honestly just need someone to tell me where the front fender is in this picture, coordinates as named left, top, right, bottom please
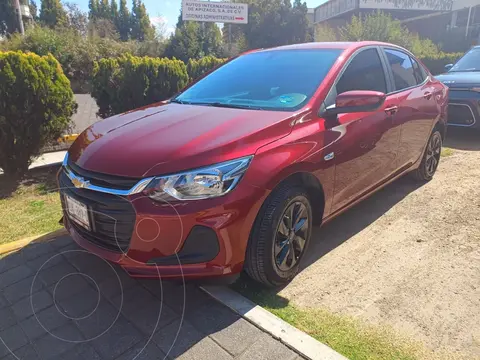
left=242, top=122, right=337, bottom=218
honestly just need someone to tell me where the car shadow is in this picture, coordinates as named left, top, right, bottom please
left=301, top=175, right=422, bottom=270
left=444, top=127, right=480, bottom=151
left=230, top=176, right=424, bottom=310
left=0, top=234, right=268, bottom=359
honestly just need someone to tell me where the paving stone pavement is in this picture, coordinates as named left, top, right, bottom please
left=0, top=235, right=304, bottom=360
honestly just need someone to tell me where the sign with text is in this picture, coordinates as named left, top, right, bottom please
left=360, top=0, right=445, bottom=10
left=182, top=0, right=248, bottom=24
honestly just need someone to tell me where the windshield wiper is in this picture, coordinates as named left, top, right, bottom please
left=198, top=102, right=263, bottom=110
left=170, top=99, right=262, bottom=110
left=170, top=99, right=191, bottom=104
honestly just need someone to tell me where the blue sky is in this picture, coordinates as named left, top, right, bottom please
left=73, top=0, right=326, bottom=36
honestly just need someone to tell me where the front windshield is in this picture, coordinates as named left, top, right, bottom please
left=450, top=48, right=480, bottom=72
left=174, top=49, right=342, bottom=111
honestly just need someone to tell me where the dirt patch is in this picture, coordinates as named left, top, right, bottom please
left=280, top=131, right=480, bottom=359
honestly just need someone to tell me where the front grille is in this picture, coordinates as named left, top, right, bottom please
left=59, top=170, right=136, bottom=252
left=67, top=157, right=140, bottom=190
left=448, top=104, right=476, bottom=126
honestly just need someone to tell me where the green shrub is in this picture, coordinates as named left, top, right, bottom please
left=0, top=51, right=77, bottom=177
left=419, top=53, right=463, bottom=75
left=91, top=54, right=189, bottom=118
left=187, top=56, right=227, bottom=82
left=1, top=26, right=140, bottom=93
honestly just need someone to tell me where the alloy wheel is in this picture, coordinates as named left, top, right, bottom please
left=425, top=132, right=442, bottom=177
left=274, top=201, right=309, bottom=272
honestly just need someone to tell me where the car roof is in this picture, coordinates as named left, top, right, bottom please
left=256, top=41, right=400, bottom=52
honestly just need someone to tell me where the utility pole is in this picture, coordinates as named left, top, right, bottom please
left=12, top=0, right=25, bottom=35
left=228, top=23, right=232, bottom=53
left=466, top=6, right=472, bottom=38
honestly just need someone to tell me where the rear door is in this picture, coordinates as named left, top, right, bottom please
left=380, top=48, right=437, bottom=168
left=328, top=47, right=401, bottom=213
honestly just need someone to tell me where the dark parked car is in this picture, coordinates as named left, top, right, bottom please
left=436, top=46, right=480, bottom=128
left=59, top=42, right=448, bottom=287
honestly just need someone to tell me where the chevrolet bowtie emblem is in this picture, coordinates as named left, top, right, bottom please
left=72, top=176, right=90, bottom=189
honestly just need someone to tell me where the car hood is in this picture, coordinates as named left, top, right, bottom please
left=435, top=71, right=480, bottom=87
left=68, top=102, right=298, bottom=178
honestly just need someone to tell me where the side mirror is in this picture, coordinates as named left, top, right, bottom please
left=321, top=90, right=386, bottom=118
left=445, top=64, right=454, bottom=71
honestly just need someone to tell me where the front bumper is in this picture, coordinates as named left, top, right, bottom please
left=447, top=89, right=480, bottom=128
left=58, top=166, right=269, bottom=280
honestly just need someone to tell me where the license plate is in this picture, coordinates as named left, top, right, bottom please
left=65, top=195, right=90, bottom=230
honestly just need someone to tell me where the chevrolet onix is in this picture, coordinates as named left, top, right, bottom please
left=59, top=42, right=448, bottom=287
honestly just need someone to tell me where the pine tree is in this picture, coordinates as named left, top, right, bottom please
left=117, top=0, right=130, bottom=40
left=0, top=0, right=16, bottom=35
left=130, top=0, right=154, bottom=41
left=166, top=11, right=223, bottom=61
left=29, top=0, right=38, bottom=21
left=110, top=0, right=119, bottom=22
left=165, top=21, right=202, bottom=62
left=39, top=0, right=68, bottom=28
left=88, top=0, right=99, bottom=19
left=99, top=0, right=110, bottom=19
left=165, top=12, right=204, bottom=62
left=201, top=23, right=223, bottom=58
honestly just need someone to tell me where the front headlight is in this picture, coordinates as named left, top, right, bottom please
left=144, top=156, right=253, bottom=201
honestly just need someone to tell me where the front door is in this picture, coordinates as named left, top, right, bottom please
left=328, top=48, right=401, bottom=213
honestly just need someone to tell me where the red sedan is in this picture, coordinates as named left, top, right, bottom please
left=59, top=42, right=448, bottom=287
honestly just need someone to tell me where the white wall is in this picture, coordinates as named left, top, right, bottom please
left=452, top=0, right=480, bottom=11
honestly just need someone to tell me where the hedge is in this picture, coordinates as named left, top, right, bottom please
left=2, top=27, right=146, bottom=93
left=419, top=53, right=463, bottom=75
left=187, top=56, right=227, bottom=81
left=0, top=51, right=77, bottom=177
left=91, top=54, right=189, bottom=118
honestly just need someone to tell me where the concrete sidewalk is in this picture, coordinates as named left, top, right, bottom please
left=30, top=152, right=67, bottom=169
left=0, top=234, right=304, bottom=360
left=0, top=151, right=66, bottom=176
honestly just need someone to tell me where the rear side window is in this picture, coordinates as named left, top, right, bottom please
left=336, top=48, right=387, bottom=95
left=411, top=57, right=426, bottom=84
left=384, top=49, right=417, bottom=91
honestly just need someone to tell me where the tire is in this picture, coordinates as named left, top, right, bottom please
left=244, top=184, right=313, bottom=287
left=411, top=129, right=442, bottom=182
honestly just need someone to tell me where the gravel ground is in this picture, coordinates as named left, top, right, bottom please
left=280, top=128, right=480, bottom=359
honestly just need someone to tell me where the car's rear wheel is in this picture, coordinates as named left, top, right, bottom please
left=411, top=129, right=442, bottom=182
left=244, top=184, right=312, bottom=287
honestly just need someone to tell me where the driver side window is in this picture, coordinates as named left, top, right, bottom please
left=336, top=48, right=387, bottom=95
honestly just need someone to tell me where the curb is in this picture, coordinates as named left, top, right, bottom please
left=0, top=228, right=68, bottom=255
left=201, top=286, right=347, bottom=360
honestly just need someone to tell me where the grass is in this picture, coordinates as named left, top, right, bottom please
left=233, top=278, right=433, bottom=360
left=441, top=147, right=454, bottom=157
left=0, top=168, right=62, bottom=245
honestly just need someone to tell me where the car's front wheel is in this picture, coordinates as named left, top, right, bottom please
left=245, top=184, right=312, bottom=287
left=411, top=129, right=442, bottom=182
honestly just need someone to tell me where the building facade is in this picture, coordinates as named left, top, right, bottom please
left=312, top=0, right=480, bottom=52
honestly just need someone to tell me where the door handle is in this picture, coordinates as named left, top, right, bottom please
left=423, top=91, right=432, bottom=100
left=385, top=106, right=398, bottom=116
